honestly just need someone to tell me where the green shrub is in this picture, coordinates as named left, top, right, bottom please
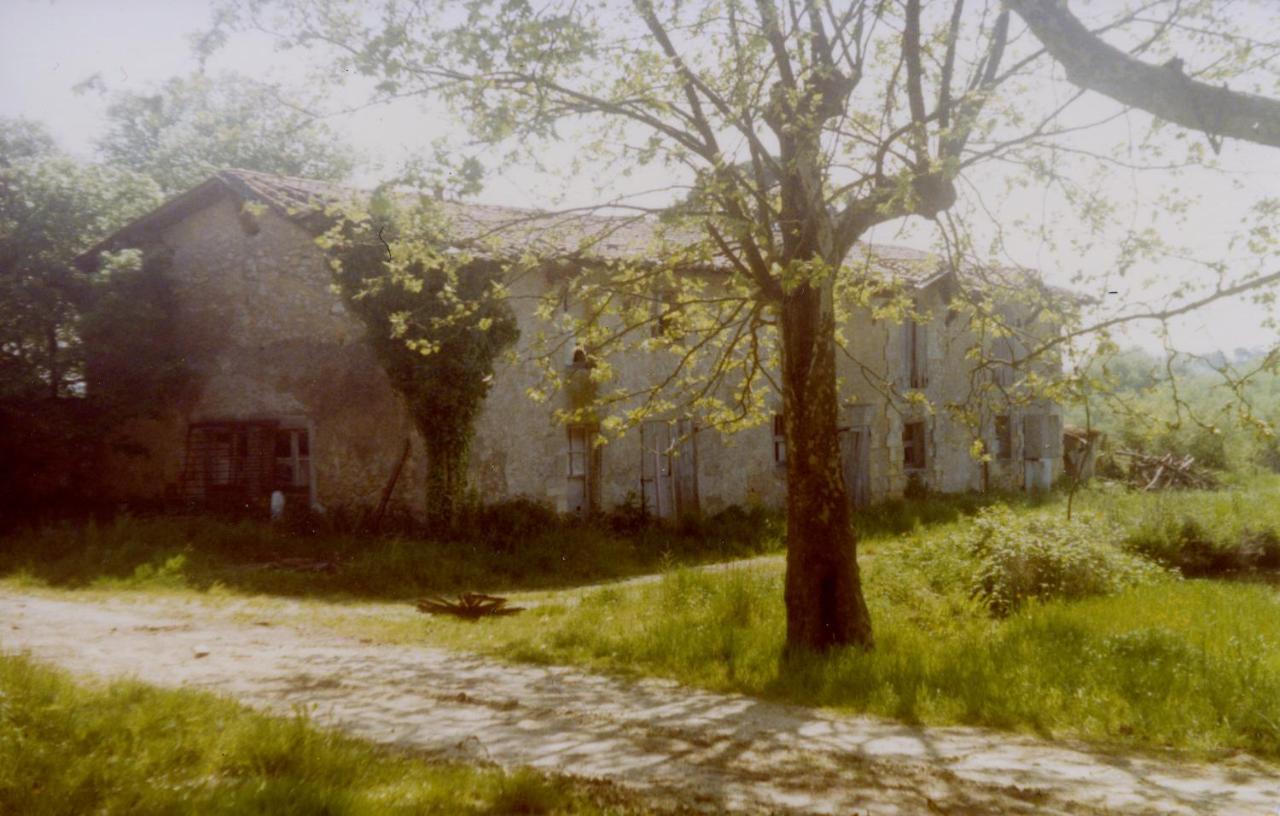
left=1247, top=529, right=1280, bottom=569
left=1120, top=484, right=1280, bottom=575
left=600, top=492, right=652, bottom=535
left=458, top=497, right=562, bottom=551
left=874, top=506, right=1169, bottom=618
left=671, top=503, right=781, bottom=546
left=962, top=507, right=1167, bottom=615
left=867, top=529, right=986, bottom=631
left=0, top=506, right=783, bottom=601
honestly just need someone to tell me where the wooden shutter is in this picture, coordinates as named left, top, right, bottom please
left=913, top=318, right=929, bottom=388
left=640, top=420, right=673, bottom=518
left=903, top=421, right=926, bottom=469
left=1045, top=414, right=1064, bottom=458
left=995, top=415, right=1012, bottom=460
left=674, top=418, right=699, bottom=517
left=1023, top=414, right=1045, bottom=460
left=772, top=413, right=786, bottom=464
left=900, top=319, right=913, bottom=387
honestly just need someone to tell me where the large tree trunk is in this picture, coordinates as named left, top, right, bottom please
left=779, top=279, right=874, bottom=653
left=424, top=438, right=467, bottom=534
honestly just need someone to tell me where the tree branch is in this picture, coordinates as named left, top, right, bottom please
left=1007, top=0, right=1280, bottom=150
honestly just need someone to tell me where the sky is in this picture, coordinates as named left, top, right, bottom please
left=2, top=0, right=1278, bottom=357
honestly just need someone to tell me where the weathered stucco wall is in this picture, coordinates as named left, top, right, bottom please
left=99, top=191, right=1060, bottom=519
left=100, top=194, right=426, bottom=518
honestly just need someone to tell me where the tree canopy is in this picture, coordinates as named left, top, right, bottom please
left=0, top=118, right=162, bottom=399
left=0, top=119, right=176, bottom=522
left=96, top=72, right=359, bottom=194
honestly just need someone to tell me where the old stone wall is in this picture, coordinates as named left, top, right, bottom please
left=98, top=193, right=1061, bottom=519
left=98, top=194, right=426, bottom=519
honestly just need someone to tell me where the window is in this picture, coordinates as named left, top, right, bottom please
left=207, top=429, right=237, bottom=486
left=992, top=336, right=1021, bottom=388
left=772, top=413, right=786, bottom=465
left=902, top=306, right=928, bottom=389
left=995, top=415, right=1012, bottom=460
left=274, top=428, right=310, bottom=490
left=903, top=420, right=927, bottom=470
left=993, top=363, right=1016, bottom=388
left=566, top=424, right=598, bottom=515
left=567, top=426, right=591, bottom=477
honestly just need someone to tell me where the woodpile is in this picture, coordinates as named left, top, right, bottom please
left=1112, top=449, right=1217, bottom=491
left=416, top=593, right=525, bottom=619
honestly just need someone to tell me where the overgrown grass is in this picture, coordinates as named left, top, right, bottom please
left=4, top=477, right=1278, bottom=761
left=411, top=563, right=1280, bottom=759
left=849, top=487, right=1052, bottom=541
left=394, top=476, right=1280, bottom=759
left=0, top=653, right=651, bottom=815
left=0, top=505, right=782, bottom=601
left=1082, top=475, right=1280, bottom=575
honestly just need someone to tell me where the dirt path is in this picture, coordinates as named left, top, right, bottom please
left=532, top=553, right=785, bottom=605
left=2, top=591, right=1277, bottom=815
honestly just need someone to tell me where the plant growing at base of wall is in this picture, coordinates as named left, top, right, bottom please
left=320, top=192, right=519, bottom=532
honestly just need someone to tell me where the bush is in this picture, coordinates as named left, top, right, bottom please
left=457, top=497, right=561, bottom=551
left=962, top=507, right=1167, bottom=616
left=1122, top=495, right=1280, bottom=576
left=601, top=492, right=652, bottom=536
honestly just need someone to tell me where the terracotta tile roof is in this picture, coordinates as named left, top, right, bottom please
left=219, top=170, right=981, bottom=286
left=221, top=169, right=694, bottom=262
left=80, top=169, right=1066, bottom=299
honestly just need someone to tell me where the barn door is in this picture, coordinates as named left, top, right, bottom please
left=640, top=420, right=675, bottom=519
left=180, top=420, right=278, bottom=512
left=673, top=418, right=699, bottom=517
left=840, top=425, right=871, bottom=510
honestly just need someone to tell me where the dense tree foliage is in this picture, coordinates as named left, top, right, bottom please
left=0, top=118, right=161, bottom=400
left=97, top=73, right=358, bottom=194
left=79, top=247, right=193, bottom=421
left=0, top=120, right=191, bottom=523
left=322, top=192, right=520, bottom=530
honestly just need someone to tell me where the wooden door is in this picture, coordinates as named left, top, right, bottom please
left=640, top=420, right=674, bottom=519
left=840, top=425, right=871, bottom=510
left=673, top=418, right=699, bottom=517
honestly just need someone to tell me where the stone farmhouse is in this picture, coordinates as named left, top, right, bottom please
left=80, top=169, right=1066, bottom=521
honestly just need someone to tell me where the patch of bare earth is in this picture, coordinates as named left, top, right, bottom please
left=2, top=592, right=1276, bottom=815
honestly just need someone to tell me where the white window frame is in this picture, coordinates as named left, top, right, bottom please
left=903, top=419, right=927, bottom=471
left=772, top=413, right=787, bottom=466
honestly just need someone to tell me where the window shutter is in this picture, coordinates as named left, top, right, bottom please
left=1023, top=414, right=1045, bottom=460
left=915, top=319, right=929, bottom=388
left=639, top=423, right=656, bottom=480
left=675, top=418, right=699, bottom=516
left=1045, top=414, right=1064, bottom=458
left=995, top=415, right=1012, bottom=460
left=772, top=413, right=786, bottom=464
left=900, top=319, right=913, bottom=387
